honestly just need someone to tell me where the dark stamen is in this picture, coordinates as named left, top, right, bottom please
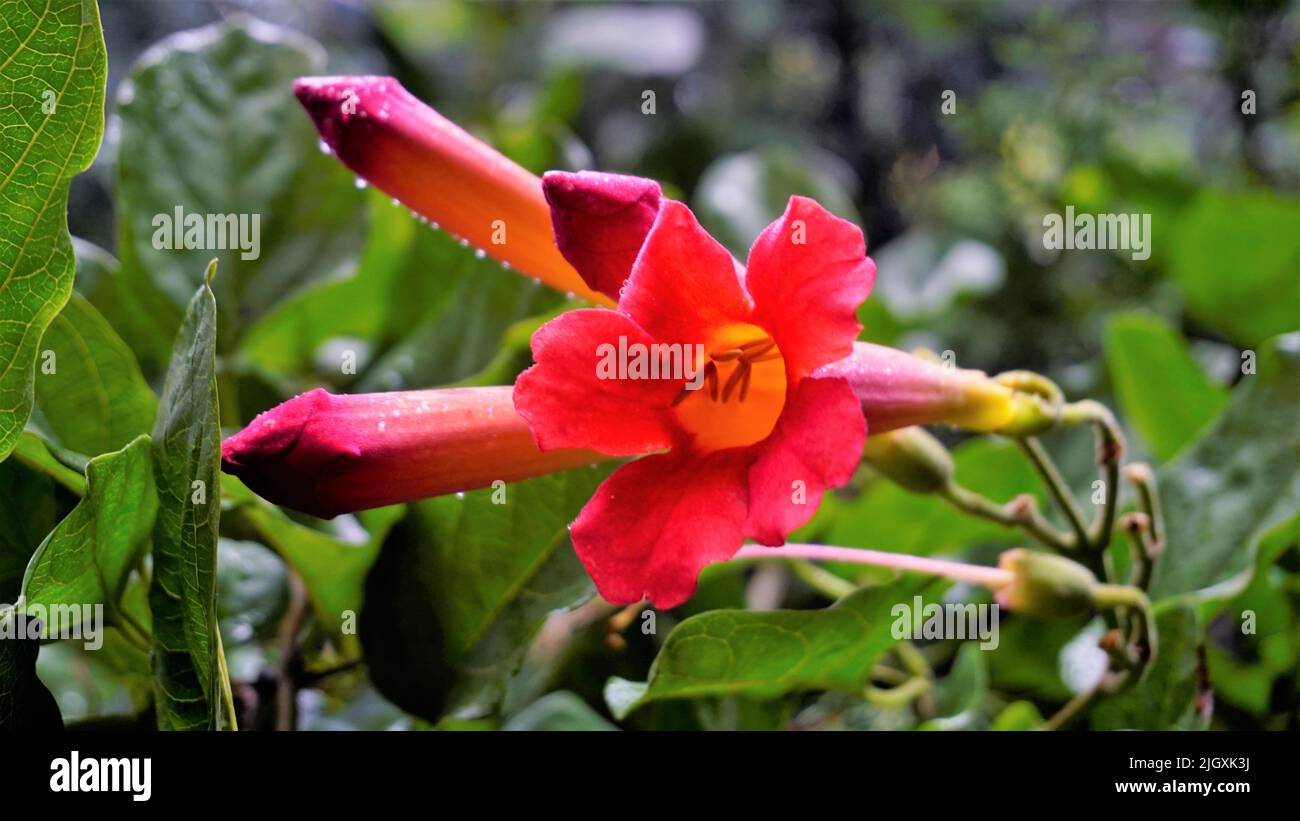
left=739, top=339, right=776, bottom=358
left=721, top=360, right=749, bottom=402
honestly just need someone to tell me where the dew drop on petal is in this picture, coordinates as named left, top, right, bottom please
left=318, top=139, right=332, bottom=155
left=355, top=178, right=368, bottom=190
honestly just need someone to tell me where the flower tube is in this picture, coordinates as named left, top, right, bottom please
left=220, top=386, right=601, bottom=519
left=293, top=76, right=611, bottom=305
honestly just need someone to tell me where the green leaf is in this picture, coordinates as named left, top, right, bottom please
left=361, top=464, right=613, bottom=722
left=237, top=192, right=417, bottom=379
left=239, top=194, right=565, bottom=396
left=20, top=435, right=155, bottom=621
left=1090, top=602, right=1204, bottom=730
left=1205, top=566, right=1297, bottom=716
left=1150, top=334, right=1300, bottom=599
left=351, top=228, right=566, bottom=391
left=35, top=292, right=157, bottom=456
left=921, top=641, right=988, bottom=729
left=0, top=628, right=61, bottom=730
left=225, top=475, right=402, bottom=637
left=503, top=691, right=617, bottom=731
left=1103, top=311, right=1228, bottom=463
left=1170, top=191, right=1300, bottom=346
left=605, top=575, right=944, bottom=719
left=0, top=0, right=107, bottom=462
left=10, top=430, right=85, bottom=494
left=148, top=262, right=223, bottom=730
left=114, top=18, right=367, bottom=366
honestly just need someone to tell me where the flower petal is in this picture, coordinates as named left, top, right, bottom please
left=618, top=200, right=752, bottom=347
left=571, top=448, right=752, bottom=608
left=514, top=309, right=681, bottom=456
left=745, top=196, right=876, bottom=379
left=743, top=377, right=866, bottom=545
left=542, top=171, right=662, bottom=302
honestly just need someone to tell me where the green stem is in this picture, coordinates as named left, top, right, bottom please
left=1062, top=401, right=1125, bottom=550
left=893, top=641, right=932, bottom=680
left=1123, top=463, right=1164, bottom=552
left=788, top=559, right=857, bottom=600
left=1092, top=584, right=1157, bottom=674
left=1041, top=685, right=1101, bottom=731
left=1121, top=514, right=1157, bottom=590
left=1017, top=437, right=1091, bottom=551
left=939, top=481, right=1072, bottom=552
left=215, top=628, right=238, bottom=731
left=864, top=675, right=931, bottom=709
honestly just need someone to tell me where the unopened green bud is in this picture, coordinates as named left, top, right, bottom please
left=862, top=427, right=954, bottom=494
left=996, top=548, right=1098, bottom=619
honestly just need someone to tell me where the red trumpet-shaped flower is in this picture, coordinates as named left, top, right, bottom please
left=514, top=172, right=875, bottom=608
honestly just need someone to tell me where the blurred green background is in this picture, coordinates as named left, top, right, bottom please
left=23, top=0, right=1299, bottom=730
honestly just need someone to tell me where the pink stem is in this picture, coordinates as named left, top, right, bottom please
left=735, top=543, right=1014, bottom=590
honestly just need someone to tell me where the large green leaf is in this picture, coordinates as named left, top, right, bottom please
left=0, top=0, right=106, bottom=461
left=34, top=291, right=156, bottom=456
left=149, top=263, right=224, bottom=730
left=20, top=435, right=155, bottom=619
left=361, top=464, right=613, bottom=721
left=1150, top=334, right=1300, bottom=599
left=1170, top=191, right=1300, bottom=346
left=605, top=575, right=943, bottom=719
left=1103, top=310, right=1227, bottom=463
left=114, top=18, right=367, bottom=366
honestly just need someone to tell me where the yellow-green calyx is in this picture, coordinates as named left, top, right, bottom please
left=996, top=548, right=1098, bottom=619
